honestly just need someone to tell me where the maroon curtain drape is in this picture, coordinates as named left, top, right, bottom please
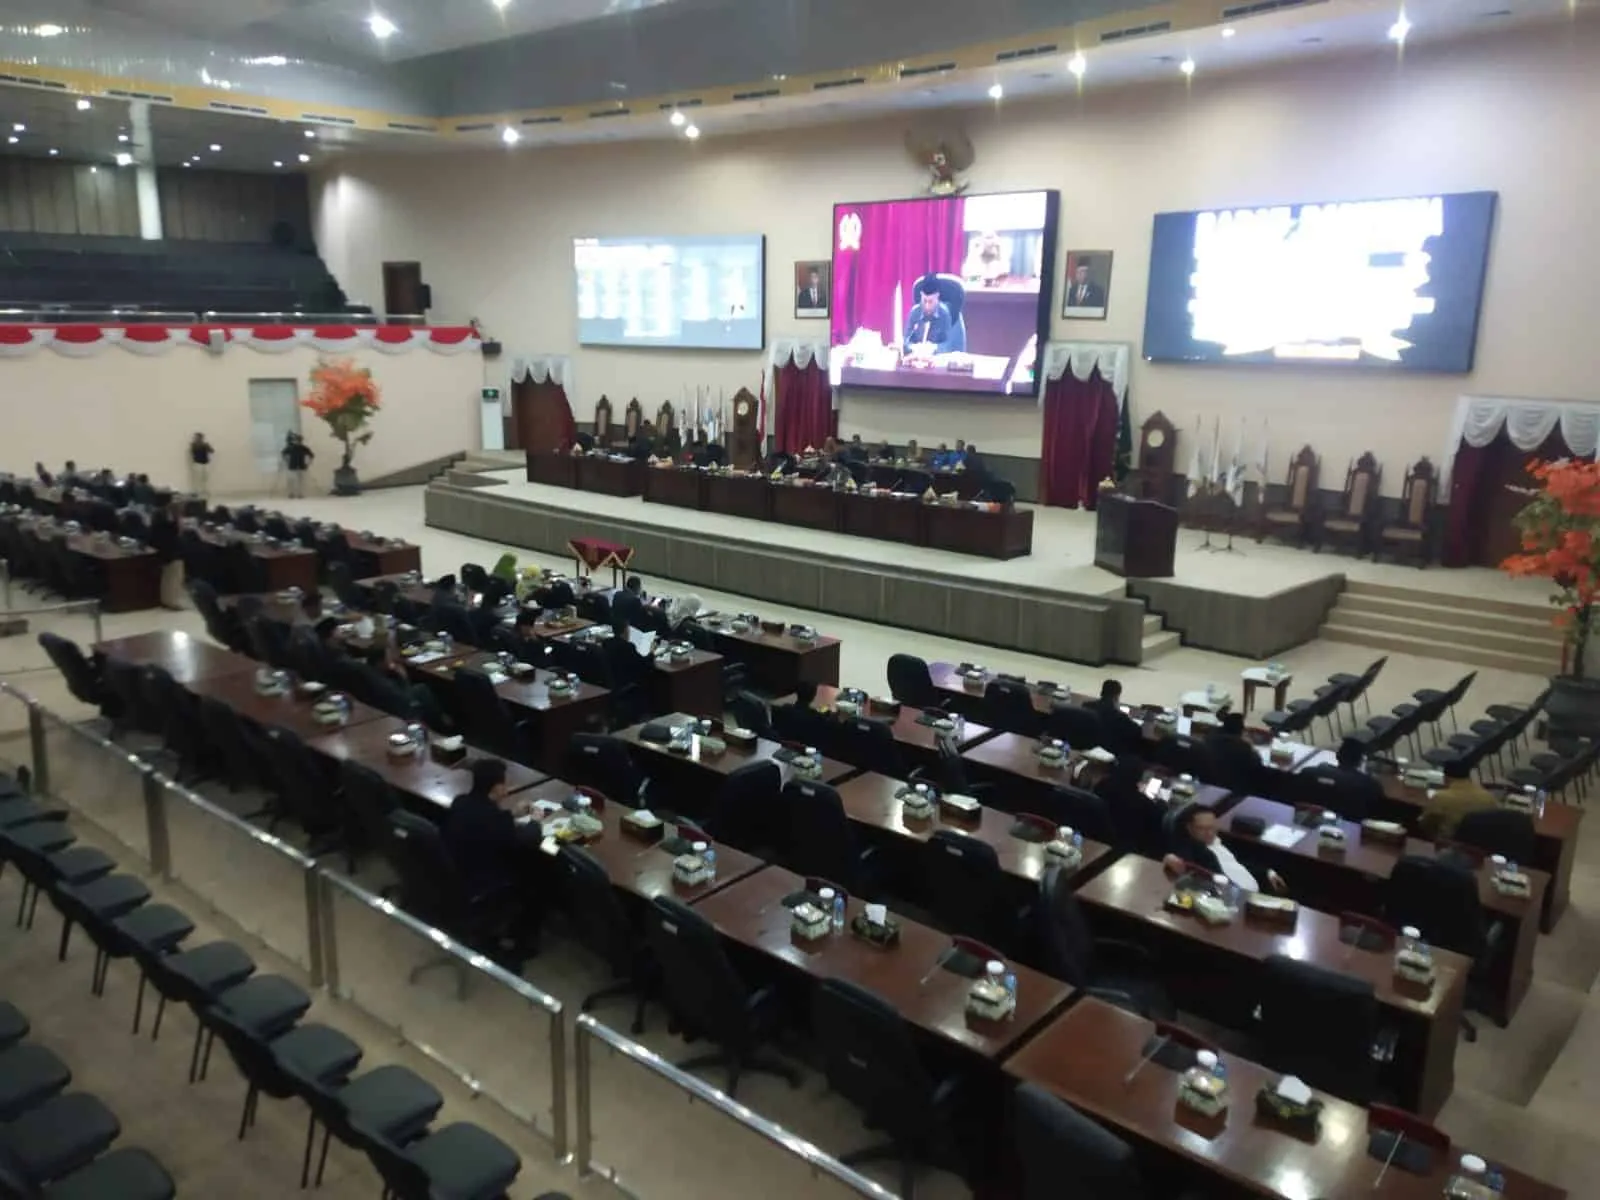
left=1442, top=429, right=1577, bottom=567
left=1039, top=367, right=1117, bottom=509
left=1441, top=440, right=1494, bottom=567
left=832, top=196, right=967, bottom=352
left=774, top=361, right=835, bottom=453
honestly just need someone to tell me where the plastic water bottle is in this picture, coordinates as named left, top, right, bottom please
left=406, top=721, right=425, bottom=749
left=702, top=842, right=717, bottom=879
left=831, top=890, right=846, bottom=932
left=1400, top=924, right=1421, bottom=957
left=1534, top=787, right=1548, bottom=817
left=1071, top=829, right=1084, bottom=855
left=1002, top=969, right=1017, bottom=1005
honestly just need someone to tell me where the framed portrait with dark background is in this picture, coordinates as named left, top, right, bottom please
left=1062, top=249, right=1113, bottom=320
left=795, top=259, right=830, bottom=319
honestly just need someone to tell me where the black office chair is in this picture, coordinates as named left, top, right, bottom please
left=833, top=717, right=908, bottom=778
left=1035, top=865, right=1173, bottom=1019
left=450, top=668, right=533, bottom=765
left=1284, top=767, right=1375, bottom=822
left=884, top=654, right=937, bottom=708
left=347, top=1116, right=522, bottom=1200
left=0, top=1004, right=25, bottom=1052
left=812, top=979, right=959, bottom=1197
left=920, top=828, right=1021, bottom=952
left=1256, top=954, right=1385, bottom=1104
left=563, top=733, right=648, bottom=808
left=1012, top=1083, right=1152, bottom=1200
left=0, top=1042, right=71, bottom=1123
left=1045, top=704, right=1104, bottom=752
left=195, top=698, right=257, bottom=794
left=557, top=845, right=651, bottom=1034
left=1452, top=808, right=1537, bottom=864
left=778, top=779, right=875, bottom=893
left=289, top=1062, right=443, bottom=1190
left=728, top=691, right=773, bottom=738
left=916, top=273, right=968, bottom=351
left=1032, top=785, right=1115, bottom=845
left=37, top=634, right=118, bottom=721
left=328, top=562, right=365, bottom=610
left=1385, top=855, right=1499, bottom=1038
left=705, top=761, right=782, bottom=857
left=337, top=760, right=400, bottom=870
left=0, top=1091, right=122, bottom=1190
left=262, top=727, right=343, bottom=852
left=982, top=679, right=1043, bottom=738
left=642, top=896, right=799, bottom=1097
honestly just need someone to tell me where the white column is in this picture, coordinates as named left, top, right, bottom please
left=129, top=100, right=162, bottom=240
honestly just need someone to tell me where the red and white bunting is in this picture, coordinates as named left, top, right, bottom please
left=0, top=324, right=482, bottom=359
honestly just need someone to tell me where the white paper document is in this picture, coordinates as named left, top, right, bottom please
left=1260, top=824, right=1309, bottom=849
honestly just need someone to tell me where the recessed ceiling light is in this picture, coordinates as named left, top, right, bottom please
left=492, top=0, right=511, bottom=9
left=34, top=23, right=63, bottom=37
left=684, top=124, right=700, bottom=140
left=987, top=83, right=1004, bottom=100
left=75, top=98, right=91, bottom=111
left=1222, top=26, right=1236, bottom=37
left=48, top=148, right=58, bottom=156
left=182, top=161, right=190, bottom=168
left=669, top=110, right=686, bottom=127
left=298, top=152, right=311, bottom=162
left=4, top=137, right=15, bottom=145
left=1067, top=52, right=1087, bottom=77
left=12, top=123, right=24, bottom=132
left=117, top=134, right=129, bottom=143
left=89, top=165, right=97, bottom=173
left=304, top=129, right=316, bottom=139
left=367, top=13, right=397, bottom=39
left=115, top=152, right=133, bottom=166
left=1388, top=12, right=1412, bottom=42
left=1180, top=56, right=1197, bottom=75
left=500, top=126, right=520, bottom=145
left=273, top=160, right=283, bottom=168
left=209, top=143, right=221, bottom=152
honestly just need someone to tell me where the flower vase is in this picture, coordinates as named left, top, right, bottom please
left=333, top=464, right=362, bottom=496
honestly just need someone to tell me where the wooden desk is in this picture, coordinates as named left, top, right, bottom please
left=702, top=473, right=774, bottom=521
left=183, top=673, right=388, bottom=743
left=922, top=503, right=1035, bottom=560
left=95, top=631, right=256, bottom=685
left=836, top=357, right=1016, bottom=394
left=864, top=463, right=985, bottom=502
left=832, top=772, right=1114, bottom=886
left=648, top=648, right=724, bottom=719
left=573, top=454, right=644, bottom=497
left=526, top=451, right=577, bottom=489
left=66, top=535, right=163, bottom=613
left=343, top=534, right=421, bottom=579
left=769, top=481, right=839, bottom=532
left=515, top=779, right=764, bottom=903
left=1221, top=795, right=1546, bottom=1024
left=839, top=491, right=922, bottom=544
left=1006, top=998, right=1566, bottom=1200
left=928, top=661, right=1084, bottom=717
left=642, top=467, right=706, bottom=511
left=1075, top=854, right=1467, bottom=1117
left=617, top=722, right=857, bottom=783
left=798, top=687, right=998, bottom=771
left=692, top=865, right=1075, bottom=1060
left=306, top=716, right=548, bottom=811
left=696, top=620, right=842, bottom=694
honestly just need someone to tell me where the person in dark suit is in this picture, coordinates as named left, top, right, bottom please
left=443, top=758, right=541, bottom=965
left=282, top=433, right=315, bottom=499
left=1094, top=754, right=1164, bottom=858
left=610, top=575, right=648, bottom=630
left=628, top=420, right=656, bottom=462
left=602, top=617, right=650, bottom=686
left=1203, top=712, right=1262, bottom=794
left=797, top=267, right=826, bottom=311
left=1299, top=738, right=1387, bottom=822
left=1162, top=804, right=1285, bottom=893
left=903, top=277, right=955, bottom=356
left=1087, top=680, right=1143, bottom=754
left=188, top=433, right=214, bottom=496
left=1064, top=260, right=1107, bottom=309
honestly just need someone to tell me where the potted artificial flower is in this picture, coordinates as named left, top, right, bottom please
left=304, top=357, right=382, bottom=496
left=1502, top=458, right=1600, bottom=738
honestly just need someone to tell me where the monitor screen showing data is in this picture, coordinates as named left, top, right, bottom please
left=829, top=189, right=1059, bottom=396
left=574, top=234, right=765, bottom=350
left=1142, top=191, right=1497, bottom=371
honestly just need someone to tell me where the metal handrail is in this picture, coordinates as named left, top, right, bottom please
left=0, top=307, right=200, bottom=322
left=575, top=1013, right=900, bottom=1198
left=0, top=561, right=103, bottom=644
left=200, top=310, right=382, bottom=324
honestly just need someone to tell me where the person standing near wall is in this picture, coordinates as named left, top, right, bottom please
left=282, top=433, right=314, bottom=499
left=188, top=432, right=214, bottom=497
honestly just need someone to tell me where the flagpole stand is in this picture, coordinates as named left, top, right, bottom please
left=1206, top=502, right=1245, bottom=555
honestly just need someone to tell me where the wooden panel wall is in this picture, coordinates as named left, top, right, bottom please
left=0, top=158, right=311, bottom=244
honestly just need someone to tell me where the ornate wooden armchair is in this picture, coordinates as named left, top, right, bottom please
left=1258, top=445, right=1320, bottom=547
left=594, top=395, right=614, bottom=446
left=656, top=401, right=675, bottom=435
left=623, top=398, right=643, bottom=442
left=1318, top=452, right=1382, bottom=556
left=1377, top=458, right=1438, bottom=567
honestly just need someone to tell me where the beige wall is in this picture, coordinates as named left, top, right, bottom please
left=0, top=344, right=483, bottom=496
left=311, top=19, right=1600, bottom=492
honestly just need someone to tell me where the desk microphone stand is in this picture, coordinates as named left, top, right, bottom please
left=1201, top=490, right=1245, bottom=555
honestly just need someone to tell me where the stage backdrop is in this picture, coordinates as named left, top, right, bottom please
left=0, top=327, right=485, bottom=495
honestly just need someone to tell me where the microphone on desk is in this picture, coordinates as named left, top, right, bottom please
left=888, top=475, right=903, bottom=492
left=917, top=945, right=954, bottom=989
left=1122, top=1034, right=1168, bottom=1086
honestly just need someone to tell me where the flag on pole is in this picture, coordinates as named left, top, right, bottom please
left=1113, top=392, right=1133, bottom=484
left=1209, top=417, right=1223, bottom=490
left=1186, top=417, right=1204, bottom=499
left=1228, top=416, right=1245, bottom=506
left=1256, top=418, right=1270, bottom=488
left=757, top=372, right=768, bottom=458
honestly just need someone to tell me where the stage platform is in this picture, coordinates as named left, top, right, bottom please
left=425, top=472, right=1551, bottom=667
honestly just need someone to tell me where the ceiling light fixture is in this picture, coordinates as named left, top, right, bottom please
left=669, top=110, right=686, bottom=127
left=987, top=83, right=1004, bottom=100
left=209, top=143, right=222, bottom=152
left=298, top=152, right=311, bottom=163
left=368, top=13, right=397, bottom=39
left=115, top=152, right=133, bottom=166
left=1067, top=52, right=1087, bottom=77
left=117, top=134, right=129, bottom=143
left=34, top=23, right=63, bottom=37
left=305, top=129, right=317, bottom=139
left=4, top=137, right=15, bottom=145
left=12, top=123, right=24, bottom=132
left=493, top=0, right=512, bottom=9
left=1180, top=56, right=1197, bottom=76
left=273, top=160, right=283, bottom=168
left=75, top=98, right=91, bottom=111
left=684, top=124, right=700, bottom=140
left=500, top=126, right=520, bottom=145
left=48, top=148, right=58, bottom=156
left=1388, top=12, right=1412, bottom=42
left=1222, top=25, right=1236, bottom=37
left=89, top=166, right=97, bottom=173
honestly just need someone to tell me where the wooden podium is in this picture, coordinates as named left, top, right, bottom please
left=1094, top=492, right=1178, bottom=577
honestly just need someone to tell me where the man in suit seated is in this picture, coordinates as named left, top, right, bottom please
left=963, top=442, right=987, bottom=480
left=443, top=758, right=540, bottom=966
left=602, top=617, right=651, bottom=686
left=1416, top=757, right=1499, bottom=840
left=610, top=575, right=648, bottom=630
left=903, top=276, right=956, bottom=359
left=1203, top=712, right=1262, bottom=793
left=628, top=420, right=657, bottom=461
left=1087, top=680, right=1143, bottom=754
left=841, top=434, right=869, bottom=464
left=1300, top=737, right=1386, bottom=821
left=1163, top=803, right=1286, bottom=893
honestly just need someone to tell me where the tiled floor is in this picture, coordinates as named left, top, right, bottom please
left=0, top=478, right=1593, bottom=1199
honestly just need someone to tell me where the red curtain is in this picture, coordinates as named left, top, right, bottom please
left=774, top=360, right=835, bottom=453
left=513, top=377, right=577, bottom=452
left=831, top=196, right=967, bottom=351
left=1039, top=367, right=1118, bottom=509
left=1441, top=440, right=1495, bottom=567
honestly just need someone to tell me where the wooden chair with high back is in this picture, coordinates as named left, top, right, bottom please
left=594, top=396, right=614, bottom=447
left=1258, top=445, right=1320, bottom=548
left=1318, top=452, right=1381, bottom=556
left=656, top=401, right=675, bottom=437
left=623, top=399, right=643, bottom=442
left=1377, top=458, right=1438, bottom=567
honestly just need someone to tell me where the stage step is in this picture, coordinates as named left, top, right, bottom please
left=1141, top=628, right=1180, bottom=662
left=1342, top=579, right=1553, bottom=621
left=1318, top=621, right=1559, bottom=676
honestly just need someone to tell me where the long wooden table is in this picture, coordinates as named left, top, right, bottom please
left=789, top=687, right=999, bottom=773
left=1220, top=794, right=1545, bottom=1024
left=183, top=672, right=390, bottom=743
left=1007, top=997, right=1566, bottom=1199
left=306, top=715, right=549, bottom=810
left=95, top=631, right=258, bottom=684
left=693, top=617, right=841, bottom=694
left=1075, top=854, right=1467, bottom=1118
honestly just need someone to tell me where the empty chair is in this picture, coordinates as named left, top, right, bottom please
left=0, top=1042, right=71, bottom=1122
left=1012, top=1082, right=1152, bottom=1200
left=982, top=679, right=1043, bottom=737
left=0, top=1091, right=122, bottom=1189
left=556, top=845, right=651, bottom=1034
left=886, top=654, right=938, bottom=708
left=1031, top=785, right=1115, bottom=845
left=920, top=829, right=1019, bottom=951
left=0, top=1004, right=25, bottom=1053
left=348, top=1117, right=521, bottom=1200
left=382, top=810, right=516, bottom=981
left=0, top=1146, right=177, bottom=1200
left=563, top=734, right=647, bottom=807
left=642, top=896, right=798, bottom=1096
left=450, top=668, right=532, bottom=765
left=704, top=761, right=782, bottom=857
left=327, top=562, right=365, bottom=610
left=1255, top=954, right=1381, bottom=1103
left=1410, top=671, right=1478, bottom=735
left=1452, top=808, right=1537, bottom=864
left=290, top=1061, right=443, bottom=1190
left=832, top=717, right=908, bottom=778
left=1045, top=704, right=1104, bottom=752
left=1035, top=865, right=1173, bottom=1020
left=778, top=779, right=875, bottom=892
left=1386, top=855, right=1497, bottom=1037
left=37, top=635, right=117, bottom=720
left=812, top=979, right=959, bottom=1196
left=337, top=760, right=400, bottom=866
left=1325, top=655, right=1388, bottom=717
left=727, top=691, right=773, bottom=738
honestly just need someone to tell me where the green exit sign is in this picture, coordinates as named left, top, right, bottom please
left=481, top=387, right=501, bottom=402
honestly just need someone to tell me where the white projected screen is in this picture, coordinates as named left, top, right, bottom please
left=574, top=234, right=765, bottom=350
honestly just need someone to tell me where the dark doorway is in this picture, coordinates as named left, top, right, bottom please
left=382, top=261, right=424, bottom=322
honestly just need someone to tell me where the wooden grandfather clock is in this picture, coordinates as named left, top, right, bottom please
left=728, top=387, right=760, bottom=468
left=1132, top=411, right=1179, bottom=505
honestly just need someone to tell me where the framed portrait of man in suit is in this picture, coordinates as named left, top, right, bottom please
left=794, top=260, right=830, bottom=319
left=1062, top=250, right=1113, bottom=320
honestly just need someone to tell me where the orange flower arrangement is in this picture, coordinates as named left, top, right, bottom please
left=1501, top=458, right=1600, bottom=677
left=303, top=357, right=382, bottom=470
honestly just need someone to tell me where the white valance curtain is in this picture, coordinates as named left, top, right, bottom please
left=509, top=354, right=573, bottom=387
left=1442, top=394, right=1600, bottom=495
left=768, top=338, right=835, bottom=410
left=1040, top=341, right=1131, bottom=406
